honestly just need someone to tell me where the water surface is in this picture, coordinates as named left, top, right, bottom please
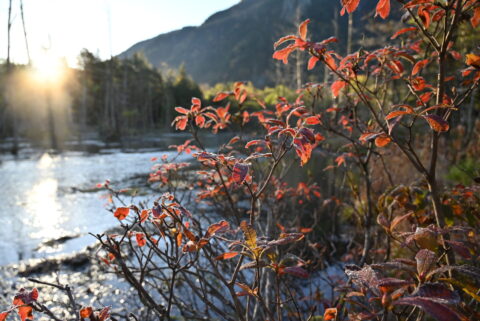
left=0, top=149, right=182, bottom=265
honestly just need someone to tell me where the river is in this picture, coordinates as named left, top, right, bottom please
left=0, top=147, right=191, bottom=266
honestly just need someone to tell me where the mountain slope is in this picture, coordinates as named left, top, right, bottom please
left=120, top=0, right=377, bottom=87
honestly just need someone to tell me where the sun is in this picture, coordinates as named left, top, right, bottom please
left=33, top=51, right=65, bottom=84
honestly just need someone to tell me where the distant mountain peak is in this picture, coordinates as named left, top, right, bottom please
left=120, top=0, right=375, bottom=87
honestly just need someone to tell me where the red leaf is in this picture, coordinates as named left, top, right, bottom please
left=387, top=60, right=404, bottom=74
left=418, top=6, right=431, bottom=29
left=376, top=0, right=390, bottom=19
left=274, top=35, right=297, bottom=49
left=307, top=56, right=320, bottom=70
left=391, top=27, right=417, bottom=39
left=215, top=252, right=239, bottom=260
left=385, top=110, right=413, bottom=120
left=375, top=134, right=391, bottom=147
left=232, top=163, right=249, bottom=184
left=273, top=45, right=296, bottom=64
left=213, top=92, right=230, bottom=102
left=0, top=312, right=9, bottom=321
left=423, top=114, right=449, bottom=132
left=284, top=266, right=309, bottom=278
left=174, top=117, right=188, bottom=131
left=205, top=220, right=230, bottom=239
left=174, top=107, right=189, bottom=115
left=341, top=0, right=360, bottom=14
left=471, top=7, right=480, bottom=28
left=15, top=307, right=32, bottom=321
left=79, top=307, right=93, bottom=318
left=412, top=59, right=429, bottom=76
left=323, top=308, right=338, bottom=321
left=29, top=289, right=38, bottom=302
left=450, top=50, right=462, bottom=61
left=245, top=140, right=263, bottom=148
left=416, top=283, right=460, bottom=304
left=195, top=115, right=205, bottom=127
left=114, top=207, right=130, bottom=220
left=294, top=138, right=313, bottom=166
left=412, top=76, right=427, bottom=91
left=331, top=80, right=347, bottom=98
left=298, top=19, right=310, bottom=41
left=305, top=115, right=321, bottom=125
left=191, top=97, right=201, bottom=109
left=394, top=297, right=462, bottom=321
left=97, top=307, right=111, bottom=321
left=140, top=209, right=149, bottom=223
left=136, top=233, right=146, bottom=247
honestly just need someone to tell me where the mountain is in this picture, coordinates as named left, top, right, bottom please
left=120, top=0, right=377, bottom=87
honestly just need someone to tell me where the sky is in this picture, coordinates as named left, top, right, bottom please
left=0, top=0, right=240, bottom=67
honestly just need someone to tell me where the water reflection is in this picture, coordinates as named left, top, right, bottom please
left=37, top=152, right=54, bottom=169
left=0, top=148, right=188, bottom=265
left=26, top=177, right=65, bottom=240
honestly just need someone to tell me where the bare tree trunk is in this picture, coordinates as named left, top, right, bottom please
left=46, top=87, right=58, bottom=150
left=19, top=0, right=31, bottom=64
left=7, top=0, right=19, bottom=155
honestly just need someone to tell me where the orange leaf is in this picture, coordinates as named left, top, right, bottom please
left=79, top=307, right=93, bottom=318
left=176, top=232, right=183, bottom=247
left=174, top=107, right=189, bottom=115
left=341, top=0, right=360, bottom=14
left=331, top=80, right=347, bottom=98
left=191, top=97, right=201, bottom=108
left=0, top=312, right=9, bottom=321
left=183, top=227, right=197, bottom=242
left=324, top=308, right=338, bottom=321
left=466, top=54, right=480, bottom=69
left=375, top=134, right=391, bottom=147
left=273, top=45, right=296, bottom=64
left=215, top=252, right=239, bottom=260
left=16, top=306, right=32, bottom=321
left=418, top=6, right=431, bottom=29
left=305, top=115, right=321, bottom=125
left=307, top=56, right=320, bottom=70
left=139, top=209, right=149, bottom=223
left=324, top=53, right=337, bottom=70
left=136, top=233, right=146, bottom=247
left=274, top=35, right=297, bottom=49
left=205, top=220, right=229, bottom=239
left=412, top=59, right=429, bottom=76
left=114, top=207, right=130, bottom=220
left=471, top=7, right=480, bottom=28
left=391, top=27, right=417, bottom=39
left=298, top=19, right=310, bottom=41
left=385, top=110, right=412, bottom=120
left=213, top=92, right=230, bottom=102
left=245, top=140, right=263, bottom=148
left=412, top=76, right=426, bottom=91
left=376, top=0, right=390, bottom=19
left=195, top=115, right=205, bottom=127
left=423, top=114, right=449, bottom=132
left=175, top=117, right=188, bottom=131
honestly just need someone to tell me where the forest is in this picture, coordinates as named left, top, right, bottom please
left=0, top=0, right=480, bottom=321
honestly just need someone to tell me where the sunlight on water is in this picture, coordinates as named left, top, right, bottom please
left=26, top=177, right=66, bottom=240
left=0, top=148, right=184, bottom=264
left=37, top=153, right=54, bottom=169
